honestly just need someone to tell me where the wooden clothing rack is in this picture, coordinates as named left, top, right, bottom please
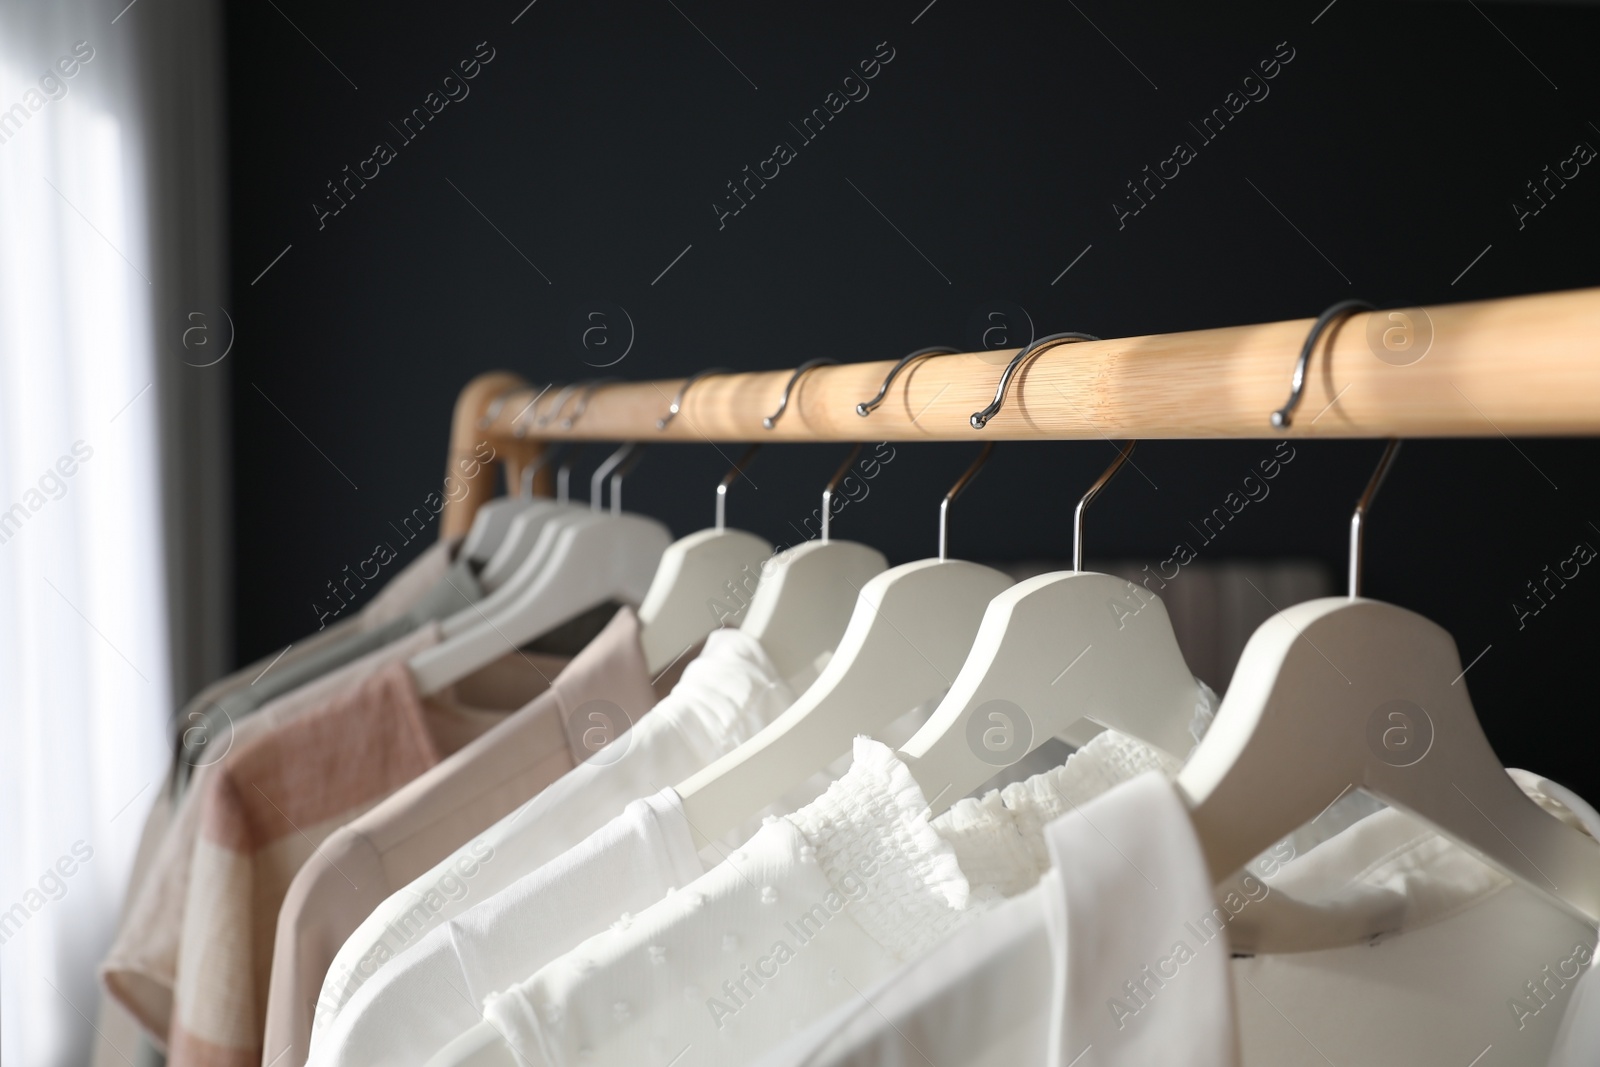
left=440, top=286, right=1600, bottom=538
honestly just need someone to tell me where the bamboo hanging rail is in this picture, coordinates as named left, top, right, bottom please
left=441, top=286, right=1600, bottom=536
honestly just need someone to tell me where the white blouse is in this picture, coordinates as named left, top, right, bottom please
left=308, top=627, right=799, bottom=1062
left=309, top=637, right=943, bottom=1067
left=308, top=789, right=707, bottom=1067
left=754, top=769, right=1600, bottom=1067
left=474, top=731, right=1186, bottom=1067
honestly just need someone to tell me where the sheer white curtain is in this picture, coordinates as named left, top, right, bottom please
left=0, top=1, right=227, bottom=1064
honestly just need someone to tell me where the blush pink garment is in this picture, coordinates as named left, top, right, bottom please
left=163, top=647, right=564, bottom=1067
left=260, top=607, right=667, bottom=1067
left=95, top=540, right=457, bottom=1060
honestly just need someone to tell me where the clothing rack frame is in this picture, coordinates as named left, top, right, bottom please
left=441, top=286, right=1600, bottom=538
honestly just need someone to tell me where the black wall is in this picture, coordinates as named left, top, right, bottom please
left=227, top=1, right=1600, bottom=797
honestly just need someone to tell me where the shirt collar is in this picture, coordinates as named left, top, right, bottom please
left=1223, top=769, right=1600, bottom=954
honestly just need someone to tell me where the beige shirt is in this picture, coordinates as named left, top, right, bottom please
left=97, top=642, right=347, bottom=1067
left=261, top=607, right=667, bottom=1067
left=95, top=541, right=456, bottom=1064
left=101, top=626, right=446, bottom=1047
left=164, top=648, right=564, bottom=1067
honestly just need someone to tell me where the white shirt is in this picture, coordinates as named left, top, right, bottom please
left=1543, top=765, right=1600, bottom=1065
left=308, top=788, right=706, bottom=1067
left=309, top=626, right=795, bottom=1045
left=308, top=715, right=965, bottom=1067
left=1553, top=931, right=1600, bottom=1065
left=474, top=732, right=1184, bottom=1067
left=756, top=769, right=1600, bottom=1067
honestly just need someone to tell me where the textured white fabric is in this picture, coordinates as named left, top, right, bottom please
left=478, top=738, right=989, bottom=1067
left=755, top=771, right=1600, bottom=1067
left=308, top=789, right=705, bottom=1067
left=313, top=729, right=937, bottom=1067
left=307, top=629, right=807, bottom=1067
left=746, top=771, right=1231, bottom=1067
left=309, top=626, right=794, bottom=1045
left=474, top=733, right=1185, bottom=1067
left=937, top=727, right=1185, bottom=898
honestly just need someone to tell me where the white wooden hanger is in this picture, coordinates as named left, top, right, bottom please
left=735, top=361, right=889, bottom=682
left=460, top=498, right=534, bottom=567
left=469, top=393, right=621, bottom=605
left=410, top=442, right=670, bottom=696
left=424, top=383, right=881, bottom=1067
left=678, top=443, right=1014, bottom=848
left=1182, top=595, right=1600, bottom=922
left=898, top=335, right=1205, bottom=817
left=1181, top=442, right=1600, bottom=920
left=477, top=444, right=584, bottom=592
left=458, top=387, right=549, bottom=565
left=736, top=442, right=887, bottom=683
left=637, top=443, right=773, bottom=674
left=447, top=448, right=588, bottom=636
left=466, top=386, right=585, bottom=581
left=1181, top=321, right=1600, bottom=918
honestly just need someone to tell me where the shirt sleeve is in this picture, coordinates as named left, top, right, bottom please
left=263, top=826, right=387, bottom=1067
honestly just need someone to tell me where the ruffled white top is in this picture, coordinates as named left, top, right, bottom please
left=479, top=727, right=1191, bottom=1067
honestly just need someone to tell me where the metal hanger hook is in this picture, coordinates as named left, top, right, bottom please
left=1349, top=438, right=1401, bottom=598
left=590, top=443, right=639, bottom=512
left=556, top=444, right=585, bottom=504
left=519, top=441, right=566, bottom=498
left=509, top=383, right=557, bottom=440
left=856, top=346, right=960, bottom=417
left=537, top=381, right=588, bottom=429
left=609, top=444, right=647, bottom=516
left=478, top=387, right=522, bottom=431
left=562, top=378, right=618, bottom=430
left=1074, top=441, right=1135, bottom=571
left=658, top=368, right=733, bottom=431
left=764, top=358, right=838, bottom=430
left=970, top=332, right=1101, bottom=429
left=939, top=443, right=995, bottom=560
left=715, top=444, right=762, bottom=532
left=820, top=444, right=864, bottom=543
left=1270, top=299, right=1374, bottom=429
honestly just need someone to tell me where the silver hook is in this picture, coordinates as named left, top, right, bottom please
left=939, top=443, right=995, bottom=560
left=537, top=381, right=587, bottom=429
left=509, top=383, right=557, bottom=439
left=590, top=443, right=637, bottom=512
left=1270, top=300, right=1373, bottom=429
left=562, top=378, right=618, bottom=430
left=519, top=442, right=566, bottom=498
left=970, top=332, right=1101, bottom=429
left=763, top=358, right=838, bottom=430
left=716, top=445, right=762, bottom=532
left=856, top=346, right=960, bottom=417
left=658, top=368, right=732, bottom=430
left=1074, top=441, right=1135, bottom=571
left=820, top=444, right=863, bottom=543
left=609, top=445, right=647, bottom=516
left=556, top=444, right=585, bottom=504
left=478, top=387, right=521, bottom=430
left=1349, top=439, right=1401, bottom=598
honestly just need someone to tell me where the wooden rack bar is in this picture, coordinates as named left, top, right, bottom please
left=478, top=288, right=1600, bottom=444
left=442, top=287, right=1600, bottom=534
